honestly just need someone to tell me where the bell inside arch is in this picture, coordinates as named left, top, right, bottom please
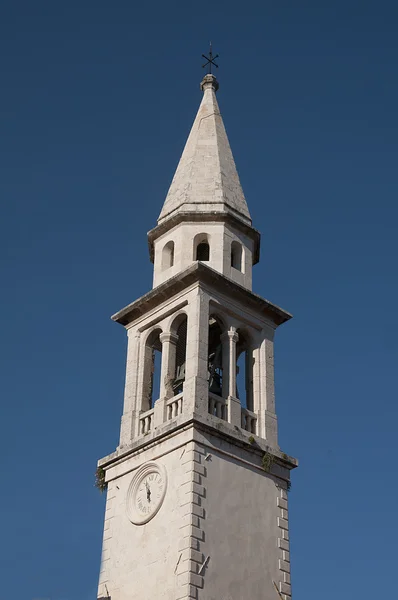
left=172, top=317, right=187, bottom=395
left=208, top=317, right=223, bottom=396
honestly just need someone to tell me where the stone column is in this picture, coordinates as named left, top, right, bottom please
left=119, top=330, right=140, bottom=447
left=258, top=330, right=278, bottom=447
left=228, top=329, right=239, bottom=398
left=184, top=289, right=210, bottom=415
left=221, top=328, right=241, bottom=426
left=221, top=331, right=230, bottom=399
left=153, top=332, right=178, bottom=427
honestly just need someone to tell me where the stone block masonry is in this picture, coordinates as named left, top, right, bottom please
left=176, top=441, right=207, bottom=599
left=277, top=487, right=292, bottom=600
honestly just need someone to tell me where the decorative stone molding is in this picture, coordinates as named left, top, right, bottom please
left=159, top=331, right=179, bottom=345
left=176, top=442, right=207, bottom=599
left=277, top=486, right=292, bottom=600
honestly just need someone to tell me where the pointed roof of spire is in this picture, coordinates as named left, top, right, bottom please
left=158, top=74, right=252, bottom=226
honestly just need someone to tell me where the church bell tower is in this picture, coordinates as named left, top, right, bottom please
left=97, top=70, right=297, bottom=600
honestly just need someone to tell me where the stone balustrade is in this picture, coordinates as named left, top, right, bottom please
left=208, top=393, right=228, bottom=421
left=139, top=408, right=154, bottom=435
left=138, top=395, right=258, bottom=438
left=166, top=392, right=183, bottom=420
left=241, top=407, right=257, bottom=434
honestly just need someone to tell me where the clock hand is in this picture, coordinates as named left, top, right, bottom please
left=145, top=481, right=151, bottom=502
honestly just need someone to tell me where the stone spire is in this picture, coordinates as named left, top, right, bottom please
left=158, top=74, right=252, bottom=226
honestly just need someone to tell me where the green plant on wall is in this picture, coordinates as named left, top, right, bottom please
left=95, top=466, right=107, bottom=493
left=262, top=451, right=274, bottom=473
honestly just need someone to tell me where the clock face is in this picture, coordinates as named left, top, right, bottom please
left=126, top=462, right=167, bottom=525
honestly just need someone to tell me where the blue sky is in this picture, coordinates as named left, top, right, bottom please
left=1, top=1, right=397, bottom=599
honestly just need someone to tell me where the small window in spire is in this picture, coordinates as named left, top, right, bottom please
left=162, top=240, right=174, bottom=270
left=196, top=242, right=210, bottom=261
left=193, top=233, right=210, bottom=262
left=231, top=241, right=242, bottom=271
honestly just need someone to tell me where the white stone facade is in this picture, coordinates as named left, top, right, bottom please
left=97, top=73, right=297, bottom=600
left=98, top=429, right=292, bottom=600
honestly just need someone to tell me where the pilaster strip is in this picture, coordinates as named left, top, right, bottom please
left=97, top=482, right=116, bottom=598
left=176, top=441, right=207, bottom=599
left=277, top=486, right=292, bottom=600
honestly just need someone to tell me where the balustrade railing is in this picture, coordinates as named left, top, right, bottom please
left=166, top=392, right=183, bottom=420
left=208, top=393, right=228, bottom=421
left=138, top=396, right=257, bottom=438
left=139, top=408, right=154, bottom=435
left=241, top=407, right=257, bottom=434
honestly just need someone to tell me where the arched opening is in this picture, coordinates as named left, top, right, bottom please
left=236, top=330, right=254, bottom=412
left=162, top=240, right=174, bottom=270
left=172, top=315, right=188, bottom=395
left=231, top=241, right=243, bottom=271
left=194, top=233, right=210, bottom=262
left=208, top=316, right=224, bottom=397
left=142, top=329, right=162, bottom=411
left=197, top=242, right=210, bottom=261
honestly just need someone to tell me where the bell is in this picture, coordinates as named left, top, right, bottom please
left=208, top=344, right=223, bottom=396
left=209, top=372, right=222, bottom=395
left=172, top=362, right=186, bottom=394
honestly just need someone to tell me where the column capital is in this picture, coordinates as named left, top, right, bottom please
left=221, top=329, right=239, bottom=344
left=159, top=332, right=179, bottom=345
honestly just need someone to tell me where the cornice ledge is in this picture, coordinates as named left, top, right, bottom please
left=98, top=412, right=298, bottom=475
left=111, top=262, right=292, bottom=327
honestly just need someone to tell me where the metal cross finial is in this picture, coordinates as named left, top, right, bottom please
left=202, top=42, right=219, bottom=74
